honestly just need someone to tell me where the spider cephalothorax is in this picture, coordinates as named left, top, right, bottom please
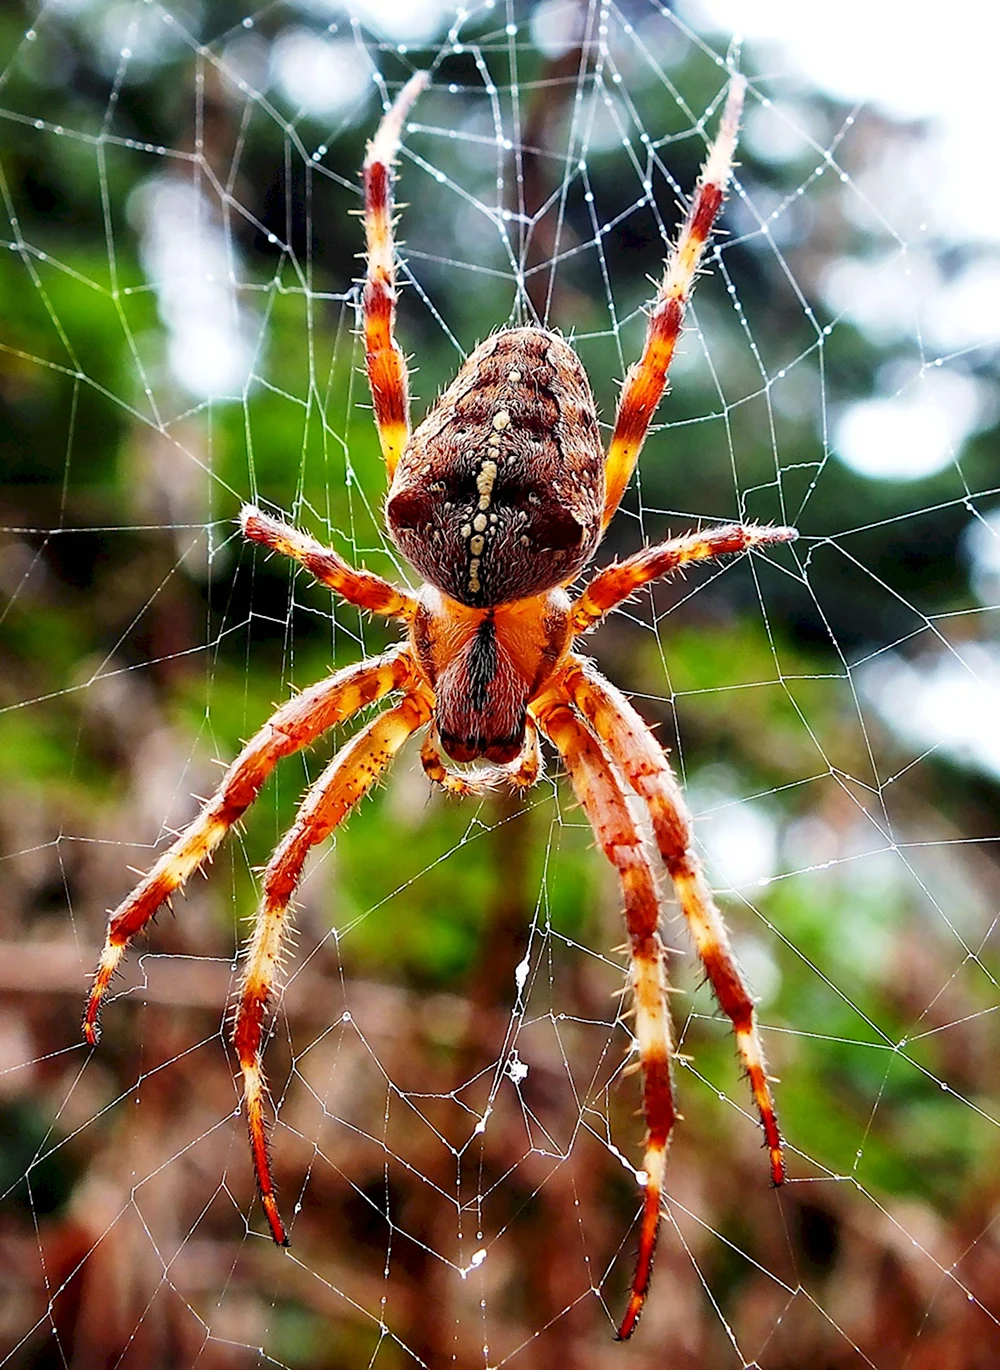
left=84, top=70, right=796, bottom=1339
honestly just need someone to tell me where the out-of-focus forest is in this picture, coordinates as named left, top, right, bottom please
left=2, top=2, right=1000, bottom=1368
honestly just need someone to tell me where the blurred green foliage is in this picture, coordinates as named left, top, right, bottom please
left=2, top=3, right=1000, bottom=1367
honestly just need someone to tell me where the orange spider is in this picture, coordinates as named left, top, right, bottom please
left=84, top=70, right=795, bottom=1339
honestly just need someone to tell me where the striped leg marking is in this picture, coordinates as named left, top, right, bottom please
left=602, top=77, right=746, bottom=526
left=563, top=658, right=784, bottom=1188
left=234, top=689, right=432, bottom=1245
left=83, top=648, right=414, bottom=1045
left=571, top=522, right=798, bottom=636
left=536, top=698, right=676, bottom=1341
left=363, top=70, right=428, bottom=479
left=241, top=505, right=417, bottom=621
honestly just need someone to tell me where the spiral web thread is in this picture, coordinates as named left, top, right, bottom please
left=2, top=2, right=999, bottom=1366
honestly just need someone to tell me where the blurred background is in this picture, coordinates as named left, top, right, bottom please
left=2, top=1, right=1000, bottom=1366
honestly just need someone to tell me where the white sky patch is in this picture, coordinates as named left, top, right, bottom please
left=95, top=0, right=190, bottom=74
left=686, top=0, right=1000, bottom=135
left=834, top=368, right=985, bottom=481
left=730, top=934, right=781, bottom=1007
left=530, top=0, right=584, bottom=59
left=822, top=249, right=1000, bottom=356
left=347, top=0, right=455, bottom=44
left=963, top=507, right=1000, bottom=607
left=685, top=0, right=1000, bottom=371
left=271, top=29, right=371, bottom=119
left=861, top=644, right=1000, bottom=782
left=743, top=96, right=824, bottom=165
left=221, top=31, right=270, bottom=99
left=697, top=790, right=779, bottom=891
left=671, top=0, right=1000, bottom=433
left=691, top=787, right=782, bottom=1002
left=927, top=260, right=1000, bottom=354
left=130, top=178, right=256, bottom=400
left=821, top=250, right=931, bottom=349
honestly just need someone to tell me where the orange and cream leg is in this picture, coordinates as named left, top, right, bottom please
left=602, top=76, right=746, bottom=526
left=563, top=658, right=784, bottom=1188
left=363, top=70, right=428, bottom=480
left=234, top=688, right=432, bottom=1245
left=420, top=716, right=542, bottom=797
left=536, top=698, right=676, bottom=1342
left=83, top=648, right=416, bottom=1046
left=570, top=522, right=797, bottom=635
left=241, top=506, right=416, bottom=621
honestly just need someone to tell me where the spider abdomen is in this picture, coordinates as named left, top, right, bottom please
left=386, top=327, right=604, bottom=608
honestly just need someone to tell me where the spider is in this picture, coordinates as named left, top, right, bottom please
left=83, top=70, right=796, bottom=1339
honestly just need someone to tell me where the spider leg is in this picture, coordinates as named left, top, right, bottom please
left=83, top=647, right=416, bottom=1045
left=363, top=70, right=428, bottom=480
left=234, top=687, right=432, bottom=1245
left=602, top=77, right=745, bottom=527
left=420, top=716, right=542, bottom=796
left=241, top=505, right=416, bottom=620
left=562, top=656, right=784, bottom=1185
left=571, top=521, right=797, bottom=635
left=534, top=694, right=676, bottom=1342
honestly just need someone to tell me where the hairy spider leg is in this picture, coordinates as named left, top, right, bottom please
left=82, top=648, right=414, bottom=1045
left=235, top=688, right=433, bottom=1245
left=535, top=696, right=677, bottom=1343
left=363, top=70, right=429, bottom=480
left=241, top=505, right=416, bottom=621
left=420, top=715, right=542, bottom=796
left=571, top=521, right=798, bottom=635
left=563, top=658, right=784, bottom=1188
left=602, top=76, right=746, bottom=527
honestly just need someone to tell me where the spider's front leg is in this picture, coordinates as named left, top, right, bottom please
left=570, top=522, right=798, bottom=634
left=241, top=505, right=417, bottom=620
left=362, top=70, right=428, bottom=479
left=235, top=686, right=432, bottom=1245
left=534, top=694, right=677, bottom=1342
left=602, top=76, right=745, bottom=526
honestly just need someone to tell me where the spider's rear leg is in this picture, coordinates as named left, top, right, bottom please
left=535, top=696, right=676, bottom=1342
left=83, top=648, right=415, bottom=1045
left=235, top=688, right=432, bottom=1245
left=563, top=658, right=784, bottom=1186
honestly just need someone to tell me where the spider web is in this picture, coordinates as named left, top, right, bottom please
left=2, top=1, right=1000, bottom=1366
